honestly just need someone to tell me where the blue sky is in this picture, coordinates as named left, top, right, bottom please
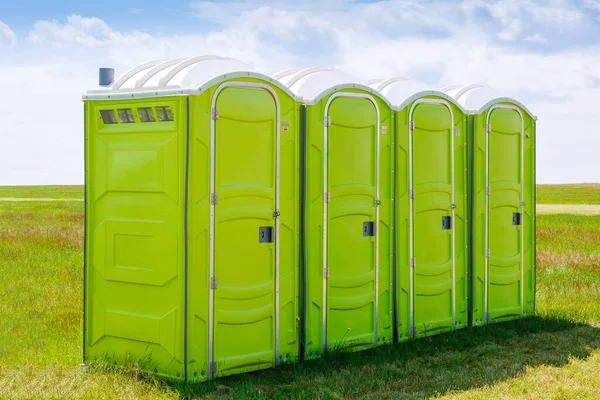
left=0, top=0, right=599, bottom=184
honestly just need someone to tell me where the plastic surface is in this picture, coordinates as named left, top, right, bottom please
left=395, top=96, right=469, bottom=339
left=302, top=89, right=394, bottom=358
left=275, top=68, right=358, bottom=103
left=185, top=78, right=301, bottom=380
left=84, top=97, right=187, bottom=378
left=326, top=96, right=379, bottom=350
left=470, top=104, right=536, bottom=326
left=84, top=76, right=301, bottom=381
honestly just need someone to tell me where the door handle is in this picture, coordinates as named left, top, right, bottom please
left=512, top=213, right=522, bottom=226
left=363, top=222, right=375, bottom=237
left=442, top=216, right=452, bottom=230
left=258, top=227, right=274, bottom=243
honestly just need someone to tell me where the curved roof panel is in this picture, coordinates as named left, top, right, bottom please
left=368, top=77, right=466, bottom=112
left=84, top=55, right=299, bottom=100
left=272, top=67, right=385, bottom=104
left=369, top=78, right=431, bottom=106
left=445, top=84, right=536, bottom=118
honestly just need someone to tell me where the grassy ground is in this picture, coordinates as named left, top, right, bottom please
left=0, top=189, right=599, bottom=399
left=3, top=183, right=599, bottom=204
left=0, top=185, right=83, bottom=199
left=537, top=183, right=600, bottom=205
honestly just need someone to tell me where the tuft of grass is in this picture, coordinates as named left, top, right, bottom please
left=537, top=183, right=600, bottom=205
left=0, top=186, right=599, bottom=399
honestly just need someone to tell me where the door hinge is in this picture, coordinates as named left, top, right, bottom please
left=486, top=123, right=491, bottom=133
left=486, top=249, right=491, bottom=258
left=455, top=128, right=460, bottom=136
left=410, top=258, right=416, bottom=268
left=324, top=268, right=330, bottom=279
left=486, top=187, right=491, bottom=196
left=211, top=276, right=218, bottom=290
left=520, top=201, right=526, bottom=207
left=210, top=192, right=218, bottom=205
left=451, top=202, right=456, bottom=210
left=211, top=108, right=219, bottom=120
left=409, top=120, right=415, bottom=131
left=209, top=361, right=217, bottom=375
left=325, top=116, right=332, bottom=127
left=374, top=198, right=381, bottom=206
left=381, top=125, right=388, bottom=135
left=525, top=131, right=530, bottom=138
left=273, top=209, right=280, bottom=218
left=410, top=189, right=416, bottom=199
left=325, top=192, right=331, bottom=203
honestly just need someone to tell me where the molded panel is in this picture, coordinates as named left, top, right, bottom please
left=186, top=79, right=300, bottom=381
left=326, top=96, right=378, bottom=351
left=304, top=90, right=394, bottom=357
left=212, top=87, right=277, bottom=377
left=470, top=104, right=535, bottom=327
left=84, top=98, right=186, bottom=378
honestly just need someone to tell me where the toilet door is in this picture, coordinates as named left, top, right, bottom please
left=210, top=84, right=280, bottom=378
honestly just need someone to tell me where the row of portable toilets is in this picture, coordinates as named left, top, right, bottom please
left=82, top=56, right=536, bottom=381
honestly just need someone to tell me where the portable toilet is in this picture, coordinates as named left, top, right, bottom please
left=444, top=84, right=536, bottom=326
left=273, top=68, right=395, bottom=358
left=370, top=78, right=470, bottom=340
left=83, top=56, right=303, bottom=380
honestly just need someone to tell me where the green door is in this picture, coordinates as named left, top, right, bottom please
left=486, top=107, right=524, bottom=322
left=211, top=86, right=279, bottom=377
left=324, top=95, right=379, bottom=351
left=410, top=102, right=456, bottom=336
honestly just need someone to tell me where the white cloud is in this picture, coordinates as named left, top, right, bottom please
left=2, top=2, right=600, bottom=184
left=0, top=21, right=16, bottom=47
left=524, top=33, right=548, bottom=43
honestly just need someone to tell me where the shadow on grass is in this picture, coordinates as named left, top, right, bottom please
left=168, top=316, right=600, bottom=399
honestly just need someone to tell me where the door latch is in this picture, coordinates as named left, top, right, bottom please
left=513, top=213, right=522, bottom=226
left=442, top=216, right=452, bottom=230
left=259, top=227, right=274, bottom=243
left=363, top=222, right=375, bottom=237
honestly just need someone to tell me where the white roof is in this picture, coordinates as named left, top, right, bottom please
left=84, top=55, right=298, bottom=100
left=271, top=67, right=387, bottom=105
left=443, top=84, right=536, bottom=119
left=369, top=77, right=465, bottom=112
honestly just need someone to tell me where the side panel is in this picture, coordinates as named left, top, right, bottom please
left=326, top=97, right=378, bottom=351
left=304, top=90, right=394, bottom=359
left=84, top=98, right=186, bottom=378
left=186, top=80, right=300, bottom=380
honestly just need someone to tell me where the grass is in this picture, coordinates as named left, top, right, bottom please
left=3, top=183, right=595, bottom=204
left=0, top=188, right=599, bottom=399
left=0, top=185, right=83, bottom=199
left=537, top=183, right=600, bottom=205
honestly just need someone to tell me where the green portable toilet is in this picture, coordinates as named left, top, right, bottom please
left=444, top=85, right=536, bottom=325
left=83, top=56, right=302, bottom=380
left=369, top=78, right=470, bottom=340
left=272, top=68, right=395, bottom=358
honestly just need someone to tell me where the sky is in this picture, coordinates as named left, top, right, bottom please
left=0, top=0, right=599, bottom=185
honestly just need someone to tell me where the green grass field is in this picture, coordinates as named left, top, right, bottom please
left=2, top=183, right=599, bottom=204
left=0, top=185, right=83, bottom=200
left=536, top=183, right=600, bottom=205
left=0, top=186, right=599, bottom=399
